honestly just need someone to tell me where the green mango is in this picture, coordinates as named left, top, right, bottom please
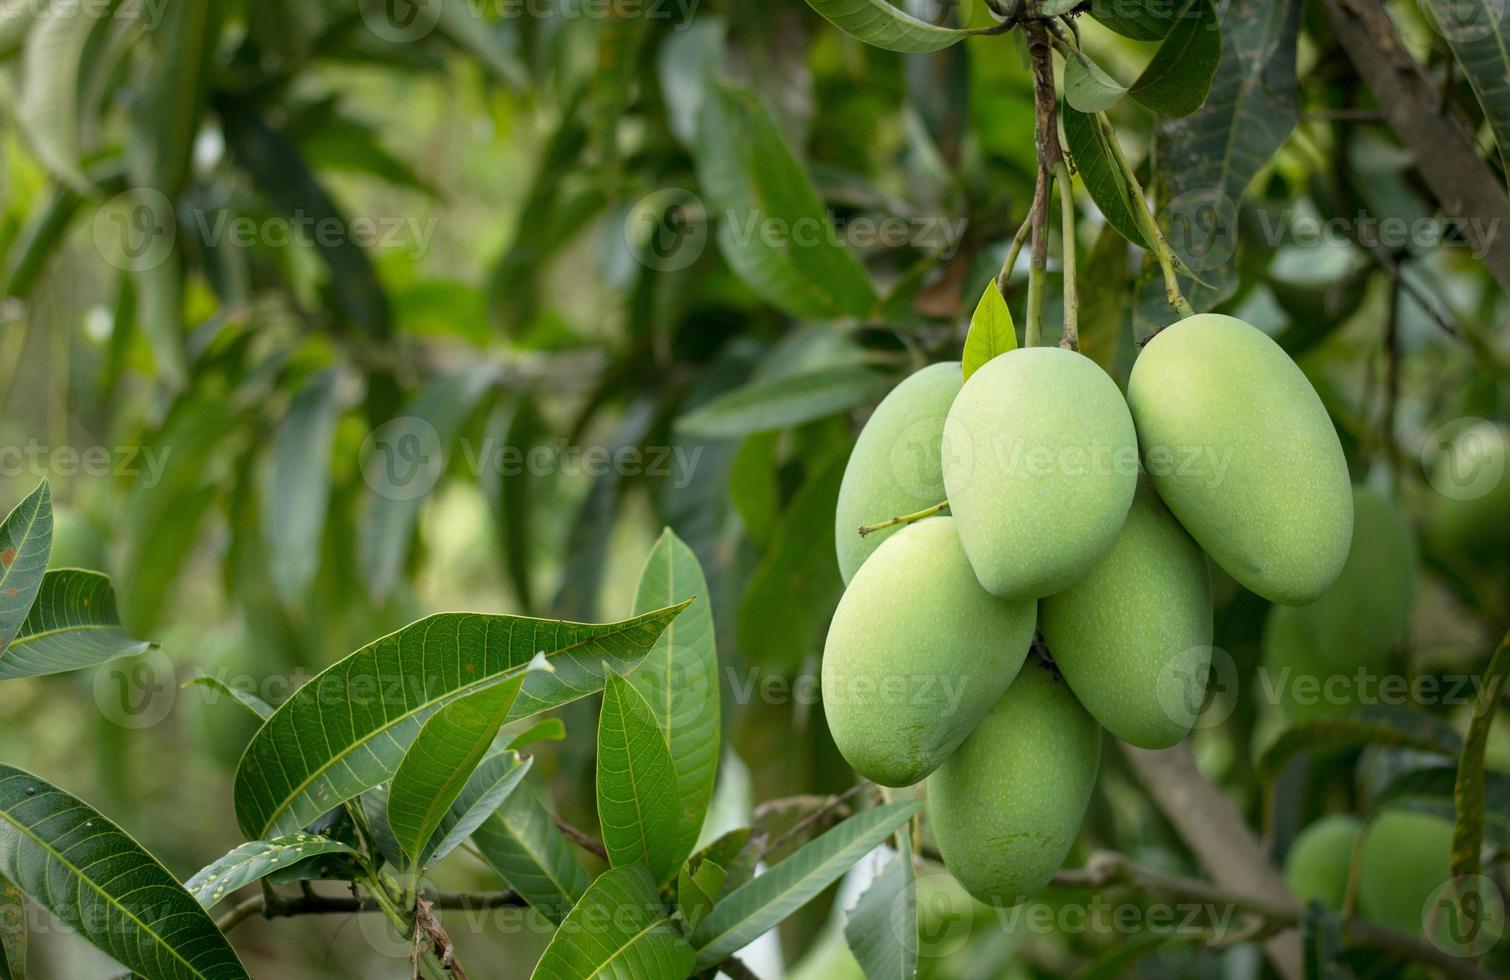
left=1428, top=419, right=1510, bottom=557
left=1127, top=314, right=1353, bottom=606
left=1358, top=809, right=1453, bottom=935
left=1040, top=482, right=1212, bottom=748
left=1284, top=814, right=1361, bottom=911
left=1260, top=604, right=1344, bottom=722
left=927, top=659, right=1101, bottom=905
left=942, top=347, right=1138, bottom=599
left=834, top=362, right=961, bottom=584
left=821, top=517, right=1034, bottom=787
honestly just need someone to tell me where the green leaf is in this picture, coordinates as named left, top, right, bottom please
left=630, top=529, right=720, bottom=859
left=388, top=673, right=529, bottom=868
left=0, top=0, right=40, bottom=58
left=1063, top=50, right=1127, bottom=113
left=597, top=673, right=683, bottom=884
left=678, top=857, right=726, bottom=932
left=530, top=865, right=693, bottom=980
left=1, top=185, right=82, bottom=300
left=676, top=366, right=891, bottom=439
left=0, top=570, right=154, bottom=680
left=695, top=83, right=878, bottom=319
left=0, top=482, right=51, bottom=655
left=1062, top=107, right=1148, bottom=249
left=1452, top=630, right=1510, bottom=880
left=844, top=825, right=916, bottom=980
left=1073, top=932, right=1196, bottom=979
left=182, top=675, right=273, bottom=721
left=1257, top=706, right=1464, bottom=784
left=690, top=801, right=921, bottom=969
left=690, top=828, right=763, bottom=900
left=436, top=0, right=526, bottom=87
left=0, top=764, right=248, bottom=978
left=184, top=835, right=361, bottom=909
left=232, top=601, right=691, bottom=839
left=422, top=750, right=532, bottom=868
left=1371, top=766, right=1510, bottom=850
left=1421, top=0, right=1510, bottom=182
left=18, top=0, right=117, bottom=191
left=799, top=0, right=974, bottom=53
left=961, top=281, right=1017, bottom=381
left=507, top=718, right=566, bottom=752
left=262, top=371, right=340, bottom=608
left=471, top=786, right=590, bottom=923
left=128, top=0, right=220, bottom=196
left=0, top=872, right=23, bottom=980
left=1127, top=0, right=1221, bottom=118
left=1089, top=0, right=1181, bottom=40
left=130, top=239, right=187, bottom=388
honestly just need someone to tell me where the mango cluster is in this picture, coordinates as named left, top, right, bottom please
left=824, top=314, right=1355, bottom=906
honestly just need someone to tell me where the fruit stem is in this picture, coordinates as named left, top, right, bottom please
left=1095, top=112, right=1195, bottom=319
left=995, top=214, right=1032, bottom=298
left=1053, top=160, right=1079, bottom=350
left=857, top=500, right=948, bottom=537
left=1025, top=19, right=1060, bottom=347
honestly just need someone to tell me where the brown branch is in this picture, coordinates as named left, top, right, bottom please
left=215, top=888, right=525, bottom=932
left=1024, top=19, right=1062, bottom=347
left=552, top=815, right=609, bottom=860
left=761, top=781, right=872, bottom=858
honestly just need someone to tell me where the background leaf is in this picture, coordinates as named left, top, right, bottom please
left=0, top=570, right=153, bottom=680
left=1421, top=0, right=1510, bottom=180
left=800, top=0, right=973, bottom=53
left=530, top=864, right=693, bottom=980
left=1452, top=631, right=1510, bottom=879
left=262, top=371, right=341, bottom=608
left=676, top=366, right=890, bottom=439
left=844, top=825, right=917, bottom=980
left=1258, top=706, right=1464, bottom=783
left=597, top=672, right=683, bottom=883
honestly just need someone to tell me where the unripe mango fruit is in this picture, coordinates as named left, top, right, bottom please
left=942, top=347, right=1138, bottom=599
left=1127, top=314, right=1353, bottom=605
left=1260, top=605, right=1340, bottom=722
left=834, top=362, right=962, bottom=584
left=1283, top=814, right=1360, bottom=911
left=1040, top=482, right=1212, bottom=748
left=821, top=517, right=1035, bottom=787
left=1428, top=420, right=1510, bottom=556
left=927, top=659, right=1101, bottom=904
left=1357, top=809, right=1453, bottom=935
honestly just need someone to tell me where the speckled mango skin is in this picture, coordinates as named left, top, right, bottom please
left=835, top=362, right=962, bottom=585
left=942, top=347, right=1138, bottom=599
left=821, top=517, right=1034, bottom=788
left=1358, top=810, right=1453, bottom=935
left=1040, top=482, right=1212, bottom=748
left=927, top=660, right=1101, bottom=905
left=1284, top=815, right=1361, bottom=911
left=1127, top=314, right=1353, bottom=606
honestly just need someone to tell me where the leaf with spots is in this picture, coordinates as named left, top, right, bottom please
left=232, top=601, right=691, bottom=839
left=0, top=481, right=51, bottom=658
left=0, top=571, right=153, bottom=681
left=597, top=672, right=684, bottom=884
left=0, top=764, right=248, bottom=979
left=529, top=865, right=693, bottom=980
left=184, top=835, right=361, bottom=909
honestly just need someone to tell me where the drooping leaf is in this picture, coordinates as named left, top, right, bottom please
left=597, top=673, right=683, bottom=884
left=508, top=718, right=566, bottom=751
left=262, top=371, right=341, bottom=607
left=422, top=750, right=532, bottom=869
left=1127, top=0, right=1221, bottom=118
left=1089, top=0, right=1182, bottom=40
left=1421, top=0, right=1510, bottom=181
left=676, top=366, right=891, bottom=439
left=0, top=765, right=247, bottom=979
left=1257, top=706, right=1464, bottom=783
left=128, top=0, right=220, bottom=196
left=1063, top=50, right=1127, bottom=113
left=961, top=280, right=1017, bottom=381
left=844, top=825, right=916, bottom=980
left=471, top=786, right=590, bottom=924
left=0, top=872, right=22, bottom=980
left=1370, top=766, right=1510, bottom=849
left=695, top=83, right=878, bottom=319
left=530, top=865, right=693, bottom=980
left=1062, top=107, right=1148, bottom=249
left=232, top=601, right=690, bottom=839
left=799, top=0, right=975, bottom=53
left=18, top=0, right=118, bottom=191
left=388, top=673, right=529, bottom=868
left=184, top=835, right=361, bottom=909
left=0, top=481, right=51, bottom=656
left=690, top=801, right=921, bottom=969
left=1452, top=630, right=1510, bottom=879
left=629, top=529, right=720, bottom=859
left=182, top=675, right=273, bottom=721
left=678, top=857, right=726, bottom=932
left=0, top=571, right=153, bottom=680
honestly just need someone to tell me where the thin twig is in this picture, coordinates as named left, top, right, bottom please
left=552, top=815, right=609, bottom=860
left=1054, top=160, right=1079, bottom=350
left=761, top=782, right=872, bottom=858
left=996, top=212, right=1033, bottom=296
left=215, top=888, right=526, bottom=932
left=1025, top=19, right=1061, bottom=347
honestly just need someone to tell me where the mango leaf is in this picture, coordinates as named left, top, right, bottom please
left=0, top=765, right=248, bottom=979
left=182, top=675, right=273, bottom=720
left=691, top=828, right=763, bottom=899
left=597, top=673, right=683, bottom=883
left=388, top=673, right=529, bottom=868
left=18, top=0, right=117, bottom=191
left=1127, top=0, right=1221, bottom=118
left=690, top=801, right=921, bottom=969
left=436, top=0, right=526, bottom=87
left=629, top=529, right=720, bottom=859
left=184, top=835, right=361, bottom=909
left=128, top=0, right=220, bottom=196
left=844, top=825, right=916, bottom=980
left=131, top=243, right=186, bottom=388
left=471, top=786, right=590, bottom=923
left=0, top=0, right=39, bottom=58
left=0, top=481, right=51, bottom=655
left=962, top=281, right=1017, bottom=381
left=1089, top=0, right=1181, bottom=39
left=1371, top=766, right=1510, bottom=850
left=0, top=872, right=22, bottom=980
left=262, top=371, right=340, bottom=607
left=422, top=750, right=532, bottom=869
left=695, top=83, right=878, bottom=319
left=678, top=857, right=726, bottom=932
left=1257, top=706, right=1464, bottom=784
left=1421, top=0, right=1510, bottom=180
left=676, top=366, right=891, bottom=439
left=1074, top=933, right=1196, bottom=979
left=1, top=186, right=82, bottom=300
left=232, top=601, right=691, bottom=839
left=507, top=718, right=565, bottom=751
left=1452, top=630, right=1510, bottom=879
left=0, top=570, right=154, bottom=680
left=530, top=865, right=693, bottom=980
left=799, top=0, right=974, bottom=53
left=1063, top=50, right=1127, bottom=113
left=1062, top=107, right=1148, bottom=249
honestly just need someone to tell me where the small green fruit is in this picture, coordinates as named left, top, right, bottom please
left=1041, top=482, right=1212, bottom=748
left=927, top=659, right=1101, bottom=905
left=821, top=517, right=1034, bottom=787
left=1284, top=814, right=1361, bottom=911
left=1127, top=314, right=1353, bottom=605
left=942, top=347, right=1137, bottom=599
left=1358, top=809, right=1453, bottom=935
left=834, top=362, right=962, bottom=584
left=1428, top=420, right=1510, bottom=556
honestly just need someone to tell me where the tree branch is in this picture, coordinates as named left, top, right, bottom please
left=552, top=815, right=609, bottom=860
left=215, top=888, right=526, bottom=932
